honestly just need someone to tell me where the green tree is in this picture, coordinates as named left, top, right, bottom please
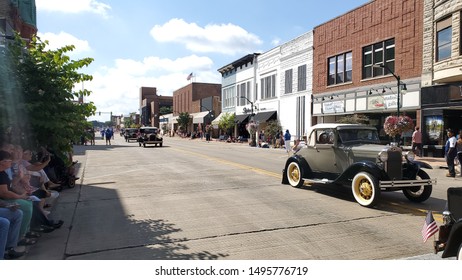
left=218, top=112, right=235, bottom=136
left=160, top=106, right=173, bottom=115
left=124, top=117, right=133, bottom=128
left=0, top=34, right=95, bottom=159
left=177, top=112, right=191, bottom=134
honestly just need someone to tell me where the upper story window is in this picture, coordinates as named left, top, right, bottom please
left=237, top=81, right=252, bottom=106
left=328, top=52, right=352, bottom=85
left=284, top=69, right=293, bottom=94
left=298, top=64, right=307, bottom=91
left=362, top=39, right=395, bottom=79
left=222, top=87, right=235, bottom=108
left=436, top=16, right=452, bottom=62
left=261, top=74, right=276, bottom=100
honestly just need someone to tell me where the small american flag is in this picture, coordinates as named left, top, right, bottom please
left=187, top=72, right=193, bottom=81
left=422, top=211, right=438, bottom=243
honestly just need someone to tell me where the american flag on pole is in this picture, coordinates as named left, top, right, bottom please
left=187, top=72, right=193, bottom=81
left=422, top=211, right=438, bottom=243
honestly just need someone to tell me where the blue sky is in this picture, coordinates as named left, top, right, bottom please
left=35, top=0, right=369, bottom=122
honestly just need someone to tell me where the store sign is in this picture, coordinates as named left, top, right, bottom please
left=368, top=94, right=397, bottom=110
left=323, top=100, right=344, bottom=114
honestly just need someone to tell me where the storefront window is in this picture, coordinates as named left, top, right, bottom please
left=425, top=116, right=444, bottom=145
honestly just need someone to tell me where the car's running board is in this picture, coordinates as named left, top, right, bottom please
left=304, top=178, right=334, bottom=184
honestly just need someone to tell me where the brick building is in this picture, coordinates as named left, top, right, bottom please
left=312, top=0, right=423, bottom=145
left=139, top=86, right=173, bottom=127
left=0, top=0, right=37, bottom=43
left=172, top=82, right=221, bottom=134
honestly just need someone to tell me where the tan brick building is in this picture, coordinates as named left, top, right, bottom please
left=421, top=0, right=462, bottom=156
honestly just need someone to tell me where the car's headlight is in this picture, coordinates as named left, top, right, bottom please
left=405, top=151, right=415, bottom=161
left=378, top=150, right=388, bottom=162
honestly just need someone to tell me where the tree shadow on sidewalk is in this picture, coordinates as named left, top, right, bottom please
left=62, top=184, right=229, bottom=260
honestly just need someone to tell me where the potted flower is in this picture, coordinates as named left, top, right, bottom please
left=383, top=115, right=414, bottom=144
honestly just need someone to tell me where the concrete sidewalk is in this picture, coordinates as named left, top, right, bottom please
left=23, top=143, right=90, bottom=259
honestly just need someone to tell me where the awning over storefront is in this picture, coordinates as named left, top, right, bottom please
left=253, top=111, right=277, bottom=123
left=211, top=112, right=225, bottom=125
left=191, top=111, right=210, bottom=124
left=235, top=114, right=250, bottom=123
left=171, top=115, right=178, bottom=124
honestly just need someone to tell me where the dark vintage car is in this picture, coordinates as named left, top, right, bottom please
left=124, top=128, right=138, bottom=142
left=282, top=123, right=437, bottom=207
left=434, top=187, right=462, bottom=259
left=138, top=126, right=163, bottom=147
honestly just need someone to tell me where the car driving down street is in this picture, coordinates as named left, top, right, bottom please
left=282, top=123, right=437, bottom=207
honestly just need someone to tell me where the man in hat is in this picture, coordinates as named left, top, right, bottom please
left=445, top=128, right=457, bottom=177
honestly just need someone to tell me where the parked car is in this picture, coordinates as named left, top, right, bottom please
left=124, top=128, right=138, bottom=142
left=138, top=126, right=163, bottom=147
left=281, top=123, right=436, bottom=207
left=434, top=187, right=462, bottom=259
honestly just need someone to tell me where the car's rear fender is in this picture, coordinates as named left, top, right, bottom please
left=282, top=155, right=311, bottom=185
left=334, top=161, right=385, bottom=184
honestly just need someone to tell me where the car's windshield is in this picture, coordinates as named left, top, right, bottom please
left=338, top=129, right=380, bottom=144
left=142, top=128, right=157, bottom=134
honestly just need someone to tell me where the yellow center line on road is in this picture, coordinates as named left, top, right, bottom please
left=171, top=147, right=443, bottom=222
left=171, top=147, right=282, bottom=179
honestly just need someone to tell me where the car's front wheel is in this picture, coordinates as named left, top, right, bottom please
left=286, top=161, right=304, bottom=188
left=351, top=172, right=380, bottom=207
left=402, top=170, right=432, bottom=203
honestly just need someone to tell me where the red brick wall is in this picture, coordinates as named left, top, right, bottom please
left=173, top=83, right=221, bottom=114
left=313, top=0, right=423, bottom=94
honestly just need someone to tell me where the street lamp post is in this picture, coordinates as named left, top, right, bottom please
left=200, top=105, right=214, bottom=119
left=373, top=63, right=408, bottom=143
left=240, top=96, right=255, bottom=119
left=372, top=63, right=407, bottom=117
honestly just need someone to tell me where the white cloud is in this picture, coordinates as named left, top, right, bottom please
left=36, top=0, right=111, bottom=18
left=271, top=37, right=281, bottom=46
left=85, top=55, right=220, bottom=119
left=150, top=18, right=262, bottom=55
left=37, top=31, right=91, bottom=54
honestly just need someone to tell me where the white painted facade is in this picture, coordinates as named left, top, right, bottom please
left=218, top=32, right=313, bottom=143
left=277, top=31, right=313, bottom=140
left=254, top=31, right=313, bottom=142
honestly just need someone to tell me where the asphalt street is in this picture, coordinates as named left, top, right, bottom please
left=22, top=134, right=459, bottom=260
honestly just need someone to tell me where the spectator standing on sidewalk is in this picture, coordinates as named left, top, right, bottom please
left=411, top=126, right=422, bottom=157
left=445, top=128, right=457, bottom=177
left=457, top=129, right=462, bottom=176
left=284, top=130, right=291, bottom=154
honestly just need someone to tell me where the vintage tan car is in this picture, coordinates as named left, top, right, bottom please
left=282, top=123, right=436, bottom=207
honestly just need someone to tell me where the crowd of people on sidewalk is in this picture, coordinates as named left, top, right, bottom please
left=0, top=141, right=78, bottom=260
